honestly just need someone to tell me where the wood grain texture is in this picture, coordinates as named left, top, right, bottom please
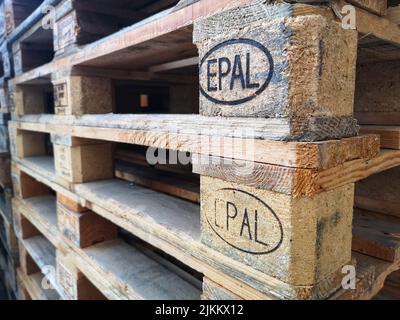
left=355, top=165, right=400, bottom=218
left=9, top=117, right=380, bottom=169
left=355, top=60, right=400, bottom=123
left=13, top=0, right=255, bottom=85
left=194, top=1, right=358, bottom=140
left=12, top=157, right=400, bottom=300
left=15, top=194, right=202, bottom=300
left=353, top=209, right=400, bottom=262
left=360, top=126, right=400, bottom=149
left=12, top=159, right=328, bottom=299
left=201, top=176, right=354, bottom=293
left=202, top=277, right=243, bottom=300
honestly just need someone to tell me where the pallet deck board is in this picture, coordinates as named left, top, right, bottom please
left=9, top=117, right=380, bottom=169
left=81, top=239, right=202, bottom=300
left=15, top=193, right=202, bottom=300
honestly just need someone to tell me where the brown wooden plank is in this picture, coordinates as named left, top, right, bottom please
left=360, top=126, right=400, bottom=149
left=353, top=209, right=400, bottom=262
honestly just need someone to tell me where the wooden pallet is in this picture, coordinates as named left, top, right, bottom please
left=12, top=170, right=203, bottom=300
left=2, top=0, right=400, bottom=300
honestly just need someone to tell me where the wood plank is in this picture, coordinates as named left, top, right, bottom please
left=11, top=0, right=400, bottom=86
left=12, top=0, right=254, bottom=85
left=360, top=126, right=400, bottom=149
left=12, top=159, right=279, bottom=299
left=355, top=165, right=400, bottom=218
left=15, top=195, right=202, bottom=300
left=353, top=209, right=400, bottom=262
left=9, top=117, right=380, bottom=169
left=355, top=61, right=400, bottom=123
left=13, top=143, right=399, bottom=299
left=115, top=161, right=200, bottom=203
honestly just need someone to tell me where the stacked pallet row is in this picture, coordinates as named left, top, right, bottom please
left=0, top=0, right=400, bottom=300
left=353, top=0, right=400, bottom=300
left=0, top=0, right=19, bottom=300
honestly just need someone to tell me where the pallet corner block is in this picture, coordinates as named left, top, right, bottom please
left=52, top=134, right=113, bottom=184
left=200, top=176, right=355, bottom=299
left=52, top=69, right=113, bottom=116
left=57, top=193, right=118, bottom=249
left=193, top=1, right=359, bottom=141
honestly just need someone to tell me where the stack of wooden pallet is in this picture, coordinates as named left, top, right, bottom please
left=0, top=0, right=399, bottom=300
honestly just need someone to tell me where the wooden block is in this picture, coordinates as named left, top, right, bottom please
left=14, top=129, right=47, bottom=159
left=355, top=166, right=400, bottom=218
left=57, top=193, right=86, bottom=213
left=12, top=203, right=41, bottom=240
left=14, top=85, right=49, bottom=116
left=53, top=137, right=113, bottom=184
left=56, top=250, right=106, bottom=300
left=347, top=0, right=387, bottom=15
left=11, top=168, right=51, bottom=199
left=201, top=277, right=243, bottom=300
left=200, top=176, right=354, bottom=297
left=355, top=60, right=400, bottom=125
left=57, top=201, right=118, bottom=248
left=52, top=70, right=113, bottom=116
left=193, top=2, right=358, bottom=141
left=360, top=126, right=400, bottom=149
left=53, top=4, right=123, bottom=55
left=353, top=209, right=400, bottom=262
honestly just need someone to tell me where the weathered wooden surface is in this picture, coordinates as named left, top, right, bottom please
left=355, top=166, right=400, bottom=218
left=53, top=139, right=113, bottom=184
left=52, top=71, right=113, bottom=115
left=193, top=1, right=358, bottom=140
left=201, top=176, right=354, bottom=297
left=202, top=277, right=243, bottom=300
left=15, top=193, right=202, bottom=300
left=353, top=209, right=400, bottom=262
left=57, top=200, right=118, bottom=248
left=9, top=117, right=380, bottom=169
left=56, top=250, right=106, bottom=300
left=360, top=126, right=400, bottom=149
left=355, top=61, right=400, bottom=125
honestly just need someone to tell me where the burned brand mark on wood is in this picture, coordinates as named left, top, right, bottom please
left=199, top=39, right=274, bottom=105
left=205, top=188, right=283, bottom=255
